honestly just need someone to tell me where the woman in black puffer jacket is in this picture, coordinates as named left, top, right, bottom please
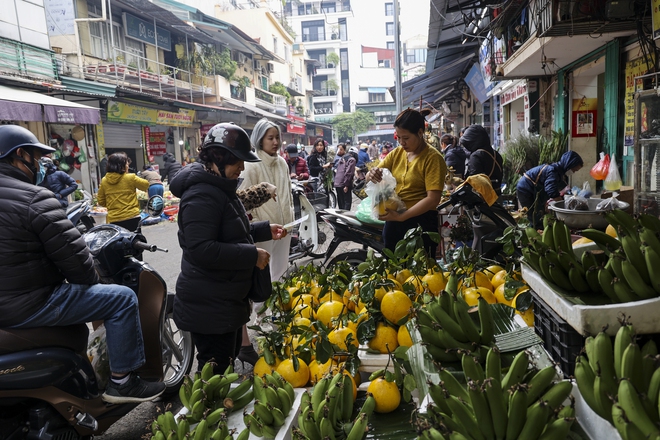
left=460, top=125, right=503, bottom=193
left=170, top=123, right=286, bottom=375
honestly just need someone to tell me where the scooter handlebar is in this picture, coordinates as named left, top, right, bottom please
left=132, top=241, right=168, bottom=253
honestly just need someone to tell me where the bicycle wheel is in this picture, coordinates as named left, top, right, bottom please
left=328, top=189, right=337, bottom=209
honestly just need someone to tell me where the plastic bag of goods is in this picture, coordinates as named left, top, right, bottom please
left=365, top=169, right=406, bottom=221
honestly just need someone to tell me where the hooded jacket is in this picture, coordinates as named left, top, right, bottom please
left=170, top=162, right=272, bottom=334
left=517, top=150, right=583, bottom=200
left=161, top=153, right=182, bottom=182
left=461, top=125, right=503, bottom=189
left=97, top=172, right=149, bottom=223
left=334, top=154, right=356, bottom=189
left=40, top=165, right=78, bottom=206
left=443, top=144, right=468, bottom=178
left=0, top=163, right=98, bottom=327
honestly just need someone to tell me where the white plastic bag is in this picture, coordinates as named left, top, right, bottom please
left=87, top=324, right=110, bottom=389
left=596, top=192, right=627, bottom=211
left=364, top=169, right=406, bottom=220
left=604, top=154, right=622, bottom=191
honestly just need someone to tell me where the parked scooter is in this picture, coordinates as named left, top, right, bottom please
left=66, top=190, right=96, bottom=234
left=0, top=196, right=194, bottom=439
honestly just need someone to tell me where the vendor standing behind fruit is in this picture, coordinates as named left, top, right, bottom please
left=97, top=152, right=149, bottom=232
left=170, top=123, right=285, bottom=375
left=366, top=108, right=446, bottom=257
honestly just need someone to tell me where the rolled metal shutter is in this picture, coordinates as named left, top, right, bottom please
left=103, top=123, right=143, bottom=149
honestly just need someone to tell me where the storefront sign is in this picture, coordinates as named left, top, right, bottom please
left=316, top=127, right=324, bottom=137
left=149, top=131, right=167, bottom=155
left=45, top=0, right=75, bottom=35
left=157, top=109, right=195, bottom=127
left=200, top=123, right=215, bottom=142
left=500, top=82, right=527, bottom=106
left=653, top=0, right=660, bottom=39
left=572, top=97, right=597, bottom=137
left=96, top=120, right=105, bottom=156
left=107, top=100, right=158, bottom=125
left=143, top=126, right=150, bottom=155
left=465, top=64, right=489, bottom=103
left=624, top=56, right=653, bottom=145
left=287, top=115, right=306, bottom=135
left=122, top=13, right=171, bottom=51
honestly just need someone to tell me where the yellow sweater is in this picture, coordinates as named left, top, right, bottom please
left=97, top=172, right=150, bottom=223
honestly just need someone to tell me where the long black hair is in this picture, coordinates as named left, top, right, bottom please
left=198, top=146, right=240, bottom=178
left=311, top=138, right=327, bottom=159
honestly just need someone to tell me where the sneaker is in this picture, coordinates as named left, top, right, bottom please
left=102, top=375, right=166, bottom=404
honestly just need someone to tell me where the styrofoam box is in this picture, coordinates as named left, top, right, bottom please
left=175, top=387, right=305, bottom=440
left=571, top=381, right=622, bottom=440
left=522, top=263, right=660, bottom=336
left=357, top=345, right=395, bottom=373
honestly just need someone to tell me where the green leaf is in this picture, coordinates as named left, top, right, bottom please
left=356, top=316, right=376, bottom=343
left=403, top=387, right=412, bottom=402
left=514, top=290, right=533, bottom=312
left=403, top=375, right=417, bottom=392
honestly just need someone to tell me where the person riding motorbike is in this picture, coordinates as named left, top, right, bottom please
left=0, top=125, right=165, bottom=404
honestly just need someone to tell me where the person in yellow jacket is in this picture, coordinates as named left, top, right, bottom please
left=97, top=152, right=149, bottom=231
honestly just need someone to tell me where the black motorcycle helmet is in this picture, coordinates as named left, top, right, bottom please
left=0, top=125, right=55, bottom=159
left=201, top=123, right=260, bottom=162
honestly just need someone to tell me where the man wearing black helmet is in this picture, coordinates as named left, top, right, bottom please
left=170, top=122, right=287, bottom=375
left=0, top=125, right=165, bottom=404
left=460, top=124, right=504, bottom=193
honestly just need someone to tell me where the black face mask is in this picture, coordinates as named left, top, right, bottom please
left=14, top=150, right=42, bottom=184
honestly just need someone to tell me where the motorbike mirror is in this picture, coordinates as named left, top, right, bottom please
left=146, top=195, right=165, bottom=217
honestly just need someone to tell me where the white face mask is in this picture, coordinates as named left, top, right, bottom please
left=565, top=170, right=574, bottom=177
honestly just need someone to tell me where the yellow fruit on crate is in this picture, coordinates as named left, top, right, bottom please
left=318, top=290, right=342, bottom=304
left=276, top=358, right=310, bottom=388
left=494, top=284, right=529, bottom=306
left=404, top=275, right=425, bottom=294
left=483, top=265, right=505, bottom=280
left=342, top=288, right=358, bottom=311
left=308, top=359, right=332, bottom=385
left=462, top=287, right=497, bottom=307
left=572, top=237, right=593, bottom=247
left=328, top=326, right=359, bottom=351
left=291, top=293, right=317, bottom=310
left=254, top=356, right=281, bottom=377
left=380, top=290, right=413, bottom=324
left=512, top=293, right=534, bottom=327
left=397, top=324, right=413, bottom=347
left=357, top=307, right=369, bottom=325
left=606, top=224, right=618, bottom=238
left=283, top=286, right=300, bottom=310
left=309, top=282, right=322, bottom=298
left=292, top=316, right=312, bottom=329
left=368, top=323, right=399, bottom=354
left=367, top=378, right=401, bottom=413
left=490, top=270, right=508, bottom=289
left=293, top=303, right=314, bottom=320
left=458, top=271, right=493, bottom=292
left=422, top=271, right=446, bottom=295
left=316, top=300, right=345, bottom=329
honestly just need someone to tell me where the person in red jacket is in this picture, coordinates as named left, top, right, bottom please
left=285, top=144, right=309, bottom=180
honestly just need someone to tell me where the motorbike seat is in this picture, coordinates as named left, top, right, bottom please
left=66, top=201, right=83, bottom=215
left=0, top=324, right=89, bottom=355
left=340, top=211, right=384, bottom=232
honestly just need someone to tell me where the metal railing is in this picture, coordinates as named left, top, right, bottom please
left=255, top=88, right=287, bottom=107
left=0, top=37, right=58, bottom=82
left=80, top=48, right=215, bottom=103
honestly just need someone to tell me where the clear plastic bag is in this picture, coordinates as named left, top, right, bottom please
left=590, top=152, right=610, bottom=180
left=604, top=154, right=622, bottom=191
left=355, top=196, right=385, bottom=225
left=565, top=194, right=589, bottom=210
left=577, top=181, right=592, bottom=198
left=365, top=169, right=406, bottom=220
left=87, top=324, right=110, bottom=389
left=596, top=192, right=627, bottom=211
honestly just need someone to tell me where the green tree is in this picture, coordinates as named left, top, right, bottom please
left=331, top=109, right=374, bottom=143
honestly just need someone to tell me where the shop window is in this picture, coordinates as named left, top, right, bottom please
left=386, top=22, right=394, bottom=36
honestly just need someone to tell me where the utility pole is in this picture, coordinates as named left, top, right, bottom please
left=393, top=0, right=403, bottom=113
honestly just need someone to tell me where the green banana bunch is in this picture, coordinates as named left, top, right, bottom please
left=151, top=409, right=233, bottom=440
left=245, top=371, right=296, bottom=438
left=297, top=370, right=372, bottom=440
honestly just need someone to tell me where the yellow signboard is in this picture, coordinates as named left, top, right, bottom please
left=107, top=100, right=158, bottom=125
left=654, top=0, right=660, bottom=39
left=157, top=109, right=195, bottom=127
left=96, top=119, right=105, bottom=152
left=106, top=101, right=195, bottom=127
left=624, top=56, right=653, bottom=145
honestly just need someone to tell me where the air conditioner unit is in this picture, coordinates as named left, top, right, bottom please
left=267, top=62, right=275, bottom=73
left=253, top=59, right=260, bottom=70
left=237, top=53, right=248, bottom=65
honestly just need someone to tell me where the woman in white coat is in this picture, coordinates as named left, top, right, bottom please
left=240, top=118, right=293, bottom=282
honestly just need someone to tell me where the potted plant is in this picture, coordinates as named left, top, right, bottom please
left=449, top=213, right=473, bottom=248
left=330, top=25, right=339, bottom=40
left=326, top=52, right=340, bottom=69
left=269, top=81, right=291, bottom=104
left=326, top=79, right=339, bottom=96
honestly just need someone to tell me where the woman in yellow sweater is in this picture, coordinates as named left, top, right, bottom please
left=97, top=152, right=150, bottom=231
left=366, top=108, right=447, bottom=257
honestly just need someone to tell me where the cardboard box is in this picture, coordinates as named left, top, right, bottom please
left=600, top=186, right=634, bottom=213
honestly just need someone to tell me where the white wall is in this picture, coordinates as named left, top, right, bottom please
left=2, top=0, right=51, bottom=49
left=569, top=74, right=599, bottom=191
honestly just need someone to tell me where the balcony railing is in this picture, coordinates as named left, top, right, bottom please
left=285, top=0, right=351, bottom=16
left=536, top=0, right=641, bottom=37
left=0, top=37, right=58, bottom=82
left=255, top=88, right=287, bottom=108
left=78, top=48, right=215, bottom=103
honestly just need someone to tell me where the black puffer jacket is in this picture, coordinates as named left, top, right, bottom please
left=0, top=163, right=99, bottom=327
left=162, top=153, right=182, bottom=183
left=170, top=163, right=271, bottom=334
left=461, top=125, right=504, bottom=190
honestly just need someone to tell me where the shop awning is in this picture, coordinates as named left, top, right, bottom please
left=357, top=128, right=395, bottom=137
left=221, top=97, right=289, bottom=123
left=0, top=85, right=100, bottom=124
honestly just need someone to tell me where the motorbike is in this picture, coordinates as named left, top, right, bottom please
left=289, top=179, right=330, bottom=262
left=66, top=191, right=96, bottom=234
left=0, top=196, right=194, bottom=439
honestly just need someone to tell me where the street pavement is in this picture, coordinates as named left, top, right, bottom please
left=97, top=194, right=364, bottom=438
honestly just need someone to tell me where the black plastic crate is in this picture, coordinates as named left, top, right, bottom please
left=530, top=290, right=585, bottom=377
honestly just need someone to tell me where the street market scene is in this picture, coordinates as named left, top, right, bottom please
left=0, top=0, right=660, bottom=439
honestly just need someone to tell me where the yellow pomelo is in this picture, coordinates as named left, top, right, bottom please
left=572, top=237, right=593, bottom=247
left=606, top=224, right=618, bottom=238
left=397, top=324, right=413, bottom=347
left=404, top=275, right=425, bottom=294
left=318, top=290, right=342, bottom=304
left=512, top=293, right=534, bottom=326
left=483, top=265, right=505, bottom=280
left=293, top=303, right=314, bottom=319
left=316, top=300, right=345, bottom=328
left=328, top=326, right=359, bottom=351
left=276, top=358, right=310, bottom=388
left=308, top=359, right=332, bottom=385
left=293, top=316, right=312, bottom=329
left=422, top=271, right=446, bottom=295
left=395, top=269, right=412, bottom=285
left=367, top=378, right=401, bottom=413
left=458, top=271, right=493, bottom=292
left=253, top=356, right=281, bottom=377
left=380, top=290, right=413, bottom=324
left=291, top=293, right=317, bottom=309
left=368, top=323, right=399, bottom=354
left=462, top=287, right=497, bottom=307
left=490, top=270, right=508, bottom=289
left=494, top=283, right=529, bottom=306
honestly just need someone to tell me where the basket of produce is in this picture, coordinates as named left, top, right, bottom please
left=548, top=199, right=629, bottom=230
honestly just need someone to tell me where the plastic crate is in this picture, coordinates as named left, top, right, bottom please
left=530, top=290, right=584, bottom=377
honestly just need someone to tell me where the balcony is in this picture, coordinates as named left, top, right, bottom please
left=316, top=65, right=337, bottom=76
left=285, top=0, right=351, bottom=17
left=79, top=48, right=215, bottom=103
left=255, top=88, right=288, bottom=115
left=0, top=37, right=58, bottom=82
